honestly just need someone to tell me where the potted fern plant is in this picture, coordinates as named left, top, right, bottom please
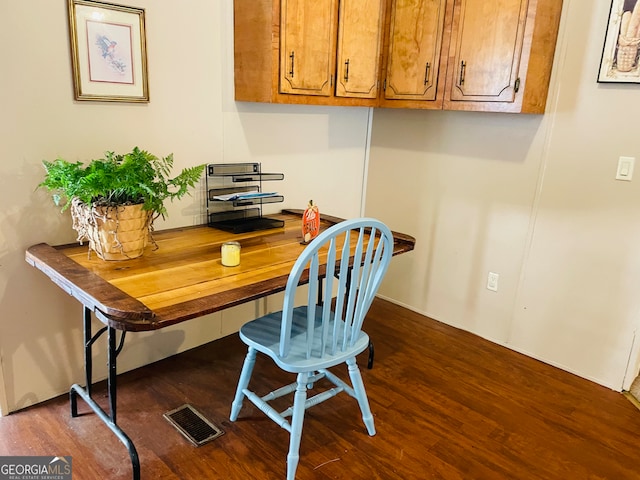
left=40, top=147, right=205, bottom=260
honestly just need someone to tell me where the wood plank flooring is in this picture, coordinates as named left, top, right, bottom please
left=1, top=298, right=640, bottom=479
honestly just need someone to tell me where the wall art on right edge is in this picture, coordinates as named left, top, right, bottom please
left=598, top=0, right=640, bottom=83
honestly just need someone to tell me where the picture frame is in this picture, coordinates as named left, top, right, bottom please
left=598, top=0, right=640, bottom=83
left=67, top=0, right=149, bottom=102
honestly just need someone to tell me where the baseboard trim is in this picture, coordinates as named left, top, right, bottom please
left=622, top=390, right=640, bottom=411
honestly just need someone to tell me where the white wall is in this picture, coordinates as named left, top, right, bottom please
left=0, top=1, right=370, bottom=414
left=366, top=0, right=640, bottom=390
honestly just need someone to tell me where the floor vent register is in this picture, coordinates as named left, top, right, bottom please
left=163, top=404, right=224, bottom=446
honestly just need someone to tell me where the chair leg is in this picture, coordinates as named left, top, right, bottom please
left=230, top=347, right=257, bottom=421
left=287, top=372, right=309, bottom=480
left=346, top=357, right=376, bottom=436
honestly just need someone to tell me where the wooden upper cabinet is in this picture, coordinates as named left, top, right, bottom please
left=380, top=0, right=562, bottom=112
left=447, top=0, right=527, bottom=103
left=234, top=0, right=384, bottom=106
left=335, top=0, right=386, bottom=99
left=443, top=0, right=563, bottom=113
left=279, top=0, right=337, bottom=96
left=233, top=0, right=562, bottom=113
left=382, top=0, right=450, bottom=104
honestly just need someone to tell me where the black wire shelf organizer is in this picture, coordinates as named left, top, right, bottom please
left=206, top=163, right=285, bottom=233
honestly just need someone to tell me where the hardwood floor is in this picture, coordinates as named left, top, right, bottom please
left=2, top=298, right=640, bottom=479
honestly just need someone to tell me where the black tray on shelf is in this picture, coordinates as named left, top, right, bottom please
left=208, top=215, right=284, bottom=234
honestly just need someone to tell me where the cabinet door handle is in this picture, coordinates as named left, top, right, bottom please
left=424, top=62, right=431, bottom=85
left=459, top=61, right=466, bottom=86
left=289, top=51, right=295, bottom=78
left=344, top=59, right=350, bottom=83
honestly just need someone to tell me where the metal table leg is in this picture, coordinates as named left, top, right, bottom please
left=70, top=307, right=140, bottom=480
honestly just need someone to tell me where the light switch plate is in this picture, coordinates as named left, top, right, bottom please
left=487, top=272, right=499, bottom=292
left=616, top=156, right=635, bottom=181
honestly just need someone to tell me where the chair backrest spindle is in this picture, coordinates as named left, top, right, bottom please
left=279, top=218, right=394, bottom=361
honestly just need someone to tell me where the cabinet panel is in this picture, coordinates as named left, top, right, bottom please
left=444, top=0, right=562, bottom=113
left=335, top=0, right=386, bottom=98
left=384, top=0, right=448, bottom=101
left=279, top=0, right=337, bottom=96
left=233, top=0, right=275, bottom=103
left=448, top=0, right=527, bottom=102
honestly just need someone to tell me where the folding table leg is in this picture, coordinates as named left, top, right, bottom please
left=69, top=307, right=140, bottom=480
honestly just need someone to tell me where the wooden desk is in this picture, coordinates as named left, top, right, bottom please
left=25, top=210, right=415, bottom=479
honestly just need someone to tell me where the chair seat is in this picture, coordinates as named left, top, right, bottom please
left=240, top=305, right=370, bottom=373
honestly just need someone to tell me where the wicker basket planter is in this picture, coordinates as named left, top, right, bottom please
left=71, top=199, right=153, bottom=261
left=39, top=147, right=204, bottom=262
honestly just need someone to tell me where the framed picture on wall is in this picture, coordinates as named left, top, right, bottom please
left=67, top=0, right=149, bottom=102
left=598, top=0, right=640, bottom=83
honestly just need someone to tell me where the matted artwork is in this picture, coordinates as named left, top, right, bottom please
left=599, top=0, right=640, bottom=83
left=68, top=0, right=149, bottom=101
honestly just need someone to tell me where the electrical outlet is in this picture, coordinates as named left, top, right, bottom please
left=487, top=272, right=499, bottom=292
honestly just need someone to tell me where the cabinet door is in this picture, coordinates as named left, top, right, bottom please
left=384, top=0, right=448, bottom=101
left=280, top=0, right=337, bottom=96
left=448, top=0, right=528, bottom=103
left=335, top=0, right=385, bottom=99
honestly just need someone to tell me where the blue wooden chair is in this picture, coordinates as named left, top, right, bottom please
left=230, top=218, right=394, bottom=479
